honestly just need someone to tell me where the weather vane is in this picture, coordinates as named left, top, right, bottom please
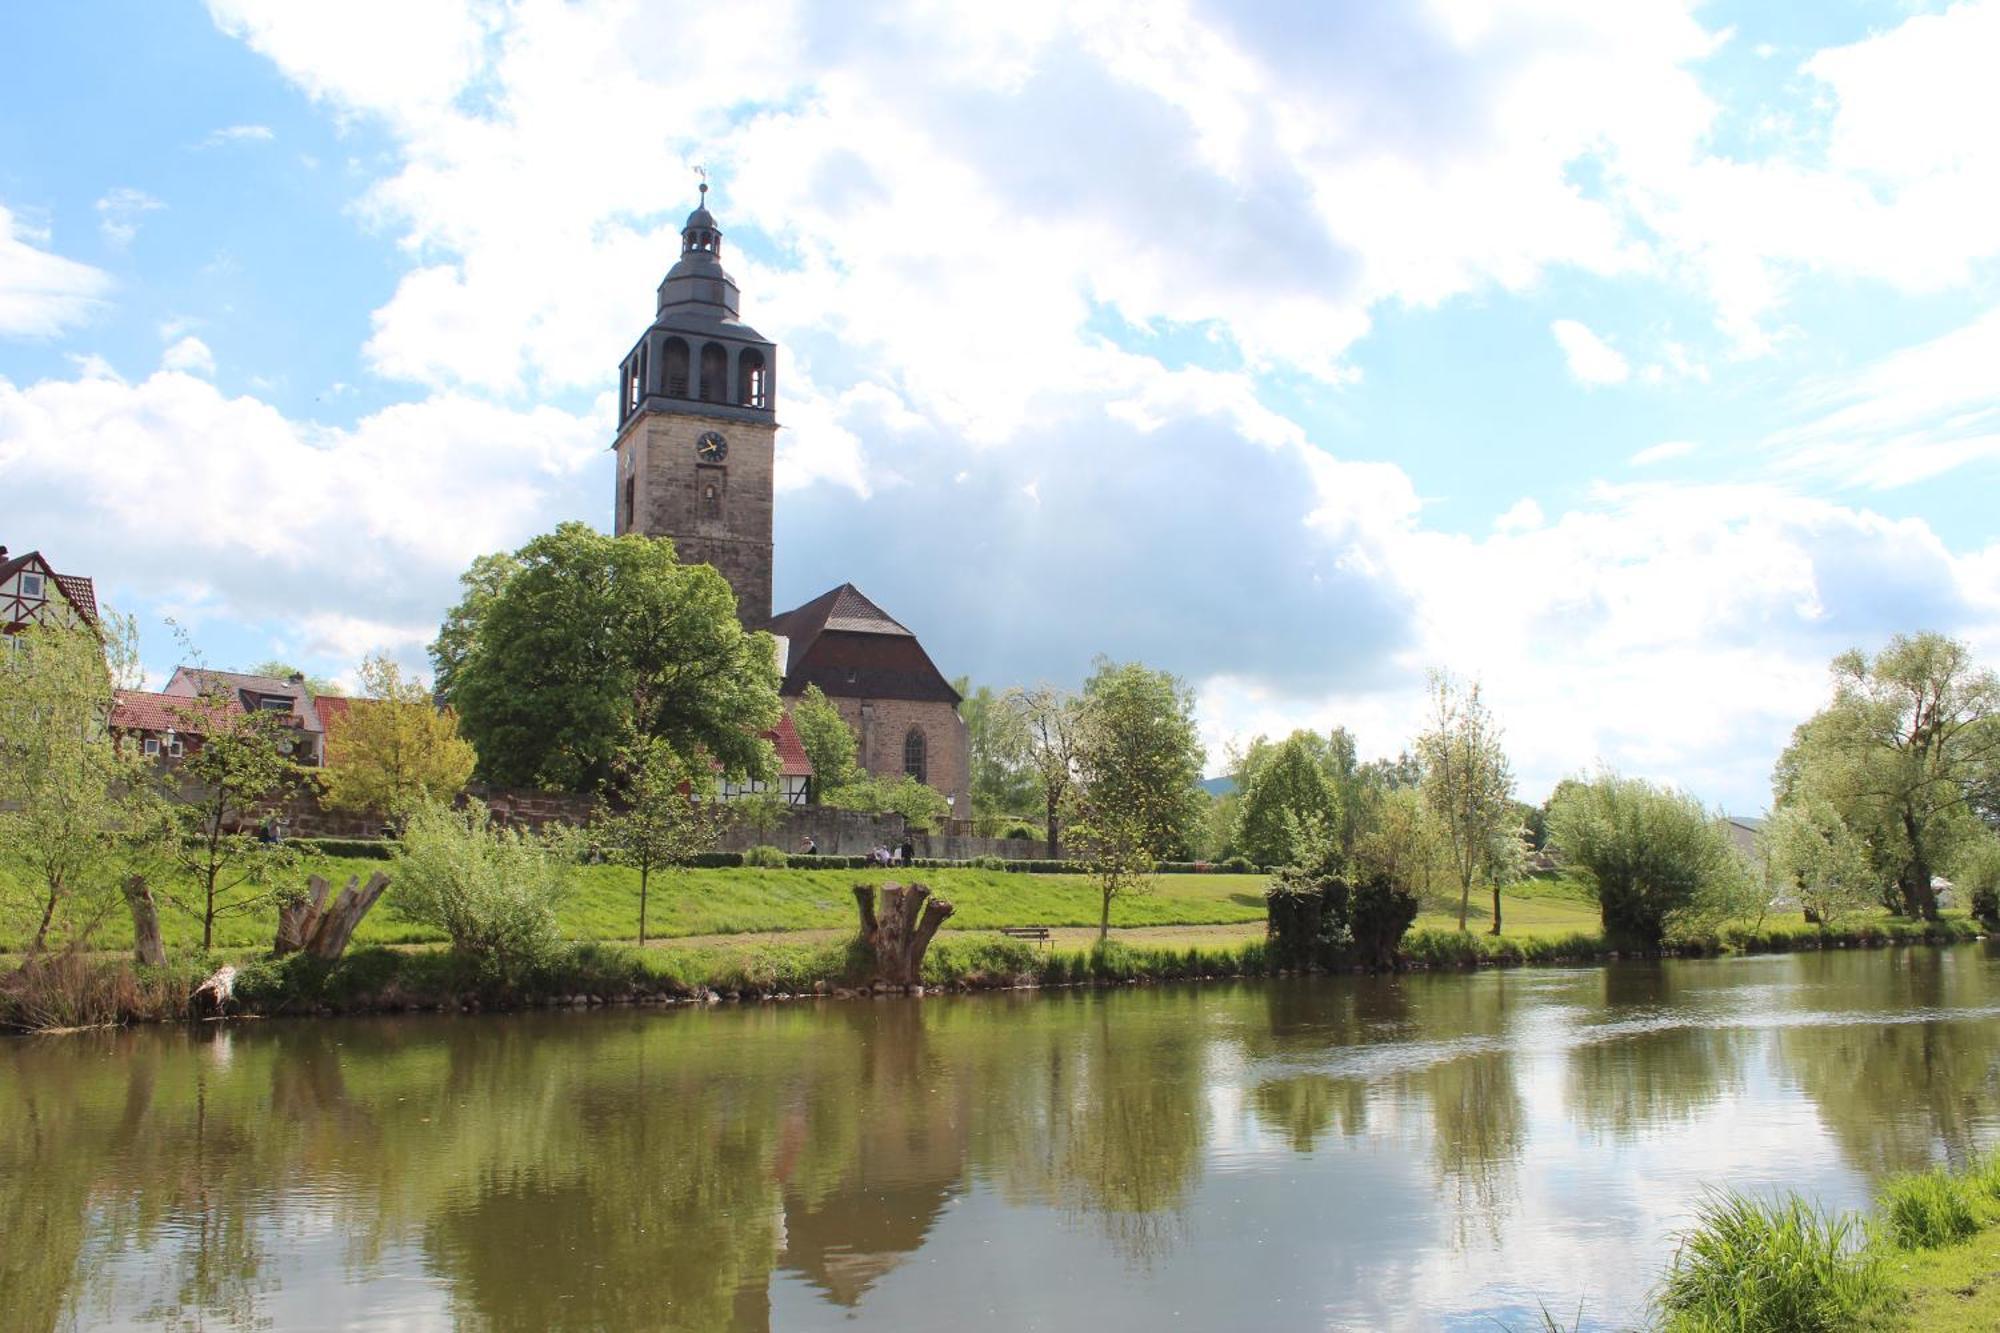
left=694, top=163, right=708, bottom=204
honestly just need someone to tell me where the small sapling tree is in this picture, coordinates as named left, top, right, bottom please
left=154, top=691, right=309, bottom=950
left=594, top=737, right=723, bottom=946
left=1416, top=671, right=1517, bottom=935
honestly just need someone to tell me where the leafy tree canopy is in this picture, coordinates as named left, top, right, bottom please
left=321, top=654, right=477, bottom=819
left=436, top=524, right=781, bottom=792
left=1548, top=772, right=1744, bottom=947
left=1233, top=732, right=1339, bottom=868
left=789, top=684, right=856, bottom=796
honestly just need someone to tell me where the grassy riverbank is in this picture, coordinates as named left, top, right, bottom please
left=1632, top=1153, right=2000, bottom=1330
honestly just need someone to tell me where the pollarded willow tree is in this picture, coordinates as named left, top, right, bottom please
left=1774, top=633, right=2000, bottom=921
left=436, top=524, right=781, bottom=793
left=1547, top=772, right=1746, bottom=948
left=0, top=616, right=153, bottom=960
left=1415, top=671, right=1519, bottom=934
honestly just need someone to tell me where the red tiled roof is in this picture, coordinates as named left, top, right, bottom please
left=768, top=711, right=813, bottom=778
left=313, top=695, right=353, bottom=731
left=110, top=689, right=243, bottom=734
left=52, top=574, right=98, bottom=625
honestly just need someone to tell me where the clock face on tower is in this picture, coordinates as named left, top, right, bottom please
left=695, top=430, right=728, bottom=463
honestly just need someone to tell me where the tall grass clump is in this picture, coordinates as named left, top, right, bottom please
left=1879, top=1167, right=1980, bottom=1249
left=1656, top=1192, right=1883, bottom=1332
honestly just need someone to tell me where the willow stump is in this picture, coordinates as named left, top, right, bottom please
left=274, top=873, right=391, bottom=960
left=852, top=881, right=955, bottom=988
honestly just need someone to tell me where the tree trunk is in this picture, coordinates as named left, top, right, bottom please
left=1046, top=801, right=1060, bottom=860
left=638, top=865, right=651, bottom=947
left=273, top=873, right=390, bottom=960
left=125, top=876, right=167, bottom=968
left=28, top=888, right=58, bottom=960
left=1903, top=811, right=1940, bottom=921
left=1457, top=877, right=1470, bottom=933
left=851, top=881, right=954, bottom=988
left=1099, top=888, right=1111, bottom=945
left=192, top=964, right=237, bottom=1017
left=1489, top=881, right=1502, bottom=937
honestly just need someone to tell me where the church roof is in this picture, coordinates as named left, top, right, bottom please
left=766, top=584, right=960, bottom=704
left=770, top=583, right=913, bottom=641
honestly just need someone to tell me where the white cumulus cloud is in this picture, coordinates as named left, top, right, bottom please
left=0, top=203, right=111, bottom=337
left=1551, top=319, right=1631, bottom=386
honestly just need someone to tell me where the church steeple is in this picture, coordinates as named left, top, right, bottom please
left=611, top=181, right=778, bottom=630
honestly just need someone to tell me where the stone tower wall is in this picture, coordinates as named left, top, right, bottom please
left=613, top=409, right=775, bottom=627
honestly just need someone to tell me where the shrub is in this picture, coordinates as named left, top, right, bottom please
left=970, top=854, right=1007, bottom=870
left=1223, top=855, right=1251, bottom=873
left=742, top=844, right=788, bottom=868
left=999, top=822, right=1039, bottom=843
left=1656, top=1192, right=1884, bottom=1332
left=689, top=851, right=744, bottom=869
left=390, top=800, right=576, bottom=977
left=291, top=836, right=397, bottom=860
left=1349, top=871, right=1419, bottom=969
left=1880, top=1167, right=1980, bottom=1249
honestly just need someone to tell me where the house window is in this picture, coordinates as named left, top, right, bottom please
left=168, top=739, right=184, bottom=757
left=143, top=737, right=160, bottom=757
left=19, top=572, right=44, bottom=599
left=259, top=696, right=289, bottom=712
left=903, top=727, right=927, bottom=783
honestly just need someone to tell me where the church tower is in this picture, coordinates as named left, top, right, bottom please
left=611, top=185, right=776, bottom=627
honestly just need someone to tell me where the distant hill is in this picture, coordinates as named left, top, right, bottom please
left=1200, top=775, right=1236, bottom=798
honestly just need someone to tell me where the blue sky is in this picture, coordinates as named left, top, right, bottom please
left=4, top=0, right=1999, bottom=812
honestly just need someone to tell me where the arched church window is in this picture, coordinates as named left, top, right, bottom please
left=663, top=338, right=690, bottom=398
left=702, top=480, right=721, bottom=520
left=699, top=342, right=728, bottom=403
left=903, top=727, right=927, bottom=784
left=739, top=349, right=767, bottom=408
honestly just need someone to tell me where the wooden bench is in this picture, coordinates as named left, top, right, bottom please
left=999, top=925, right=1052, bottom=947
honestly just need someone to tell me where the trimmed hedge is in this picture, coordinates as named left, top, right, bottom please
left=292, top=837, right=396, bottom=860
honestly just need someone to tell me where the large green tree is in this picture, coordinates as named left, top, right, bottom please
left=1233, top=731, right=1339, bottom=868
left=1774, top=633, right=2000, bottom=920
left=1415, top=671, right=1519, bottom=934
left=321, top=654, right=477, bottom=820
left=1069, top=659, right=1206, bottom=939
left=437, top=524, right=780, bottom=792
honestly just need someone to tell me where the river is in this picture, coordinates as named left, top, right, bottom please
left=5, top=946, right=2000, bottom=1330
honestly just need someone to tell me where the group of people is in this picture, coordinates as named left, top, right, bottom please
left=798, top=834, right=916, bottom=865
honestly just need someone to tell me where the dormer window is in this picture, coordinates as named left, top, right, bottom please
left=259, top=696, right=290, bottom=712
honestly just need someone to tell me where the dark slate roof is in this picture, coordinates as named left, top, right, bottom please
left=766, top=584, right=960, bottom=705
left=768, top=583, right=913, bottom=643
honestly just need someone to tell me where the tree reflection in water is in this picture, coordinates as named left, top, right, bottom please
left=10, top=950, right=2000, bottom=1331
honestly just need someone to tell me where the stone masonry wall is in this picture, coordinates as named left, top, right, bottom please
left=827, top=695, right=972, bottom=821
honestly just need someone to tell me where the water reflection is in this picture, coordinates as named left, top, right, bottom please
left=8, top=948, right=2000, bottom=1330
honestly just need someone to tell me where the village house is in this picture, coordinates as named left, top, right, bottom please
left=0, top=544, right=99, bottom=644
